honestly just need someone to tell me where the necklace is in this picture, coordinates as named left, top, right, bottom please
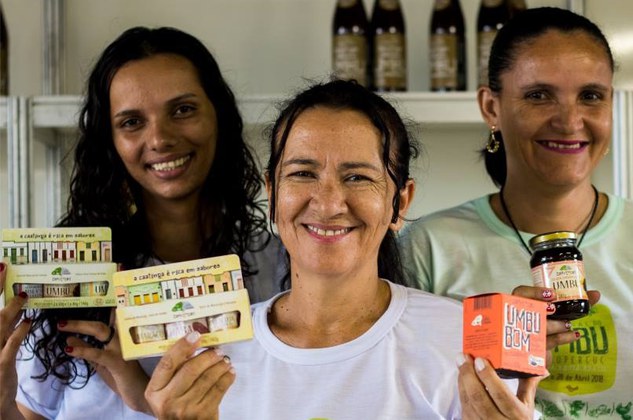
left=499, top=185, right=599, bottom=255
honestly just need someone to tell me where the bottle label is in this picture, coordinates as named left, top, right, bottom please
left=337, top=0, right=358, bottom=8
left=531, top=260, right=589, bottom=302
left=477, top=30, right=497, bottom=87
left=430, top=33, right=458, bottom=90
left=333, top=34, right=368, bottom=87
left=482, top=0, right=504, bottom=6
left=433, top=0, right=451, bottom=11
left=378, top=0, right=400, bottom=10
left=373, top=33, right=406, bottom=90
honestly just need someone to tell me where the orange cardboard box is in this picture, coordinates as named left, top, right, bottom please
left=463, top=293, right=547, bottom=378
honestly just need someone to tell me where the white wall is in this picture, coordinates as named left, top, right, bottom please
left=0, top=0, right=628, bottom=223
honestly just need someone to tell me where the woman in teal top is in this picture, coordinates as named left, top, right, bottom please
left=399, top=7, right=633, bottom=418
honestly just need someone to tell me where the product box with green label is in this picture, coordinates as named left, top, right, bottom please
left=2, top=227, right=117, bottom=309
left=113, top=254, right=253, bottom=360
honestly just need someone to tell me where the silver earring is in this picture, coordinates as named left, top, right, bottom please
left=486, top=126, right=500, bottom=154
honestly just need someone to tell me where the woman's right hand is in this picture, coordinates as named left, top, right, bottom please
left=145, top=331, right=235, bottom=419
left=0, top=262, right=31, bottom=420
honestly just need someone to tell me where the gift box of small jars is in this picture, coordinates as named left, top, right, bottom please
left=113, top=254, right=253, bottom=360
left=2, top=228, right=117, bottom=309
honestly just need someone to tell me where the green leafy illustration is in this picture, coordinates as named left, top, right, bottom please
left=616, top=402, right=632, bottom=420
left=569, top=400, right=586, bottom=417
left=537, top=399, right=565, bottom=417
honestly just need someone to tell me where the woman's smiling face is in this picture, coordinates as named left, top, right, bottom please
left=110, top=53, right=218, bottom=205
left=269, top=106, right=402, bottom=279
left=491, top=30, right=613, bottom=189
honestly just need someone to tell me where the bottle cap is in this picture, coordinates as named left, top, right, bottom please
left=528, top=231, right=577, bottom=248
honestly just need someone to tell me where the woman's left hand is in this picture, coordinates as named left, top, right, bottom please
left=57, top=319, right=151, bottom=414
left=458, top=354, right=538, bottom=419
left=511, top=286, right=601, bottom=353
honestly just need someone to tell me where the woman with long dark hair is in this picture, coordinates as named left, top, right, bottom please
left=1, top=26, right=283, bottom=419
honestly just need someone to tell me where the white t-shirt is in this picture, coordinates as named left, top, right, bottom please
left=15, top=235, right=285, bottom=419
left=398, top=194, right=633, bottom=418
left=218, top=281, right=463, bottom=420
left=16, top=353, right=156, bottom=420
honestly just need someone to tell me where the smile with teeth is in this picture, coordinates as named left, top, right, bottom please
left=539, top=141, right=586, bottom=150
left=306, top=225, right=352, bottom=237
left=149, top=155, right=191, bottom=171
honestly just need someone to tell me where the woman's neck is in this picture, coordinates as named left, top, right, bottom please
left=269, top=269, right=391, bottom=348
left=143, top=195, right=209, bottom=262
left=491, top=181, right=606, bottom=235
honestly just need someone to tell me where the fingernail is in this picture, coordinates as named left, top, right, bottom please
left=65, top=346, right=73, bottom=353
left=456, top=353, right=467, bottom=367
left=186, top=331, right=201, bottom=344
left=575, top=331, right=582, bottom=339
left=229, top=367, right=236, bottom=375
left=542, top=289, right=554, bottom=299
left=18, top=291, right=28, bottom=299
left=546, top=303, right=556, bottom=313
left=23, top=317, right=32, bottom=324
left=58, top=320, right=67, bottom=328
left=223, top=355, right=231, bottom=364
left=475, top=357, right=486, bottom=372
left=0, top=262, right=6, bottom=272
left=214, top=348, right=225, bottom=357
left=565, top=321, right=572, bottom=330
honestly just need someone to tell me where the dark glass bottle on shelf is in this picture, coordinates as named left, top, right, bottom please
left=332, top=0, right=370, bottom=87
left=370, top=0, right=406, bottom=92
left=429, top=0, right=466, bottom=92
left=0, top=2, right=8, bottom=95
left=507, top=0, right=527, bottom=17
left=477, top=0, right=509, bottom=87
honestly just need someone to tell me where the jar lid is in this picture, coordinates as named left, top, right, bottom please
left=528, top=231, right=577, bottom=248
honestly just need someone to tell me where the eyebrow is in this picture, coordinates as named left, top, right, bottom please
left=520, top=82, right=611, bottom=92
left=112, top=93, right=199, bottom=119
left=282, top=158, right=382, bottom=172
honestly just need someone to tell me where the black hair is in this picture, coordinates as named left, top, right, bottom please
left=481, top=7, right=614, bottom=187
left=26, top=26, right=270, bottom=387
left=267, top=79, right=419, bottom=288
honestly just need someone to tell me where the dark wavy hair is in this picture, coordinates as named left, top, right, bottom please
left=26, top=26, right=270, bottom=386
left=481, top=7, right=615, bottom=187
left=267, top=79, right=419, bottom=288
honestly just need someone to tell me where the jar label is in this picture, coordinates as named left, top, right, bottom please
left=531, top=260, right=588, bottom=301
left=332, top=34, right=368, bottom=86
left=430, top=33, right=458, bottom=90
left=373, top=33, right=406, bottom=90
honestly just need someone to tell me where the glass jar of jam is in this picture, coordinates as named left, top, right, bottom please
left=529, top=231, right=590, bottom=320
